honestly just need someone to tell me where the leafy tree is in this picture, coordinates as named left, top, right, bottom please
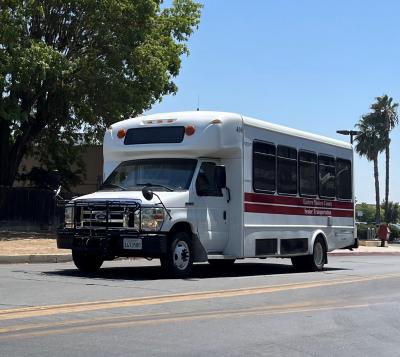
left=18, top=127, right=86, bottom=191
left=382, top=201, right=399, bottom=224
left=370, top=95, right=399, bottom=222
left=355, top=113, right=385, bottom=224
left=356, top=202, right=378, bottom=223
left=0, top=0, right=202, bottom=187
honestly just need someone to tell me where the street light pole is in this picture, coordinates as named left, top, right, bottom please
left=336, top=130, right=361, bottom=144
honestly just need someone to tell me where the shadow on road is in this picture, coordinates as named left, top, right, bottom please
left=44, top=261, right=346, bottom=281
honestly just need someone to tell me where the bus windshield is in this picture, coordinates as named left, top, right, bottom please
left=101, top=159, right=197, bottom=191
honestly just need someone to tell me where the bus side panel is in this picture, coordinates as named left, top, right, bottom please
left=243, top=124, right=354, bottom=258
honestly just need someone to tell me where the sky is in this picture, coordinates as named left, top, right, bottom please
left=146, top=0, right=400, bottom=204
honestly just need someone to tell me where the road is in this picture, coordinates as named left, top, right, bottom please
left=1, top=256, right=400, bottom=356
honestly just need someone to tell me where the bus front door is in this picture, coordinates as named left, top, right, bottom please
left=193, top=161, right=229, bottom=253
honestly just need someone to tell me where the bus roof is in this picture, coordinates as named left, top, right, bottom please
left=113, top=111, right=352, bottom=150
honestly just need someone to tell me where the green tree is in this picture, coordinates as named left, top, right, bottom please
left=0, top=0, right=202, bottom=187
left=356, top=202, right=377, bottom=223
left=370, top=95, right=399, bottom=222
left=355, top=113, right=385, bottom=224
left=382, top=201, right=399, bottom=224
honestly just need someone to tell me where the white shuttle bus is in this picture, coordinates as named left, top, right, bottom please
left=57, top=111, right=357, bottom=277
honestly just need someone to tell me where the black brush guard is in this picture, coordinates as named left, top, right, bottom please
left=57, top=200, right=167, bottom=259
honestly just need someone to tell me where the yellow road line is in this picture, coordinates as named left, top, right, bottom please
left=0, top=272, right=399, bottom=321
left=0, top=301, right=374, bottom=340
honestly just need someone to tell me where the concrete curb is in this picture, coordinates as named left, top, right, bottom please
left=329, top=251, right=400, bottom=257
left=0, top=254, right=72, bottom=264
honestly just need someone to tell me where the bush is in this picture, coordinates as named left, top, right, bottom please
left=356, top=224, right=369, bottom=240
left=389, top=225, right=400, bottom=241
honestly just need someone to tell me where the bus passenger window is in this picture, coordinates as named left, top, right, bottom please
left=299, top=151, right=317, bottom=196
left=277, top=146, right=297, bottom=195
left=196, top=162, right=223, bottom=197
left=253, top=141, right=276, bottom=193
left=336, top=159, right=352, bottom=200
left=319, top=155, right=335, bottom=199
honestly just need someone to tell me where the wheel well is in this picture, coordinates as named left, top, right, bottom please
left=167, top=222, right=207, bottom=262
left=168, top=222, right=193, bottom=240
left=315, top=233, right=328, bottom=264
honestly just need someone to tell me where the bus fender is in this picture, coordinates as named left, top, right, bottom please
left=192, top=233, right=208, bottom=262
left=311, top=230, right=328, bottom=264
left=167, top=220, right=208, bottom=263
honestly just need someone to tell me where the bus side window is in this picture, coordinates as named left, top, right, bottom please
left=319, top=155, right=335, bottom=199
left=196, top=162, right=223, bottom=197
left=277, top=146, right=297, bottom=195
left=299, top=151, right=317, bottom=197
left=336, top=159, right=352, bottom=200
left=253, top=141, right=276, bottom=193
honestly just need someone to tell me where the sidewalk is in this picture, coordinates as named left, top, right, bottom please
left=0, top=233, right=71, bottom=264
left=1, top=234, right=400, bottom=264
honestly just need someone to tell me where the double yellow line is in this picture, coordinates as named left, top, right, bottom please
left=1, top=272, right=399, bottom=322
left=0, top=301, right=373, bottom=339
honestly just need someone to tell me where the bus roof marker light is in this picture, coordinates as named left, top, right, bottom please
left=117, top=128, right=126, bottom=139
left=210, top=119, right=222, bottom=124
left=185, top=125, right=196, bottom=136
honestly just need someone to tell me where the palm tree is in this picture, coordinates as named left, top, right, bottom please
left=355, top=113, right=385, bottom=224
left=370, top=95, right=399, bottom=221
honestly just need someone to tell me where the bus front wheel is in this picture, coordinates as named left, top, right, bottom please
left=161, top=232, right=193, bottom=278
left=72, top=250, right=104, bottom=273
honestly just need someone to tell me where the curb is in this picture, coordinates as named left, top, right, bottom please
left=328, top=252, right=400, bottom=257
left=0, top=254, right=72, bottom=264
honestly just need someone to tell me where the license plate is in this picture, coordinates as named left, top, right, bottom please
left=123, top=238, right=142, bottom=250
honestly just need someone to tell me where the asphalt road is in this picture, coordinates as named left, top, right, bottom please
left=1, top=256, right=400, bottom=357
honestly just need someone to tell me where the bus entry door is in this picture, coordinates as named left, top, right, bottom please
left=193, top=162, right=229, bottom=253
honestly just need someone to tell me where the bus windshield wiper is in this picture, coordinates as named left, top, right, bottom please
left=100, top=183, right=127, bottom=191
left=137, top=183, right=174, bottom=192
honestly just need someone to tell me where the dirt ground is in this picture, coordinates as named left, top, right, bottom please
left=0, top=238, right=63, bottom=256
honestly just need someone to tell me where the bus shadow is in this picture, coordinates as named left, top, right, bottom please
left=45, top=261, right=347, bottom=281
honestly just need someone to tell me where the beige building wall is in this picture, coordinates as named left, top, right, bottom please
left=74, top=145, right=103, bottom=194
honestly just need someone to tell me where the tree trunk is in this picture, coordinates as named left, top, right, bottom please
left=0, top=120, right=12, bottom=186
left=384, top=143, right=390, bottom=222
left=0, top=94, right=50, bottom=187
left=373, top=157, right=381, bottom=224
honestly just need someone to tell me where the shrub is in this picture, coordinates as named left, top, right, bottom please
left=389, top=225, right=400, bottom=241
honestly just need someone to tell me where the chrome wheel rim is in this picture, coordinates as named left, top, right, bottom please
left=314, top=241, right=324, bottom=266
left=173, top=240, right=190, bottom=271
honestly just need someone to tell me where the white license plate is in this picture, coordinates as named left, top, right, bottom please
left=123, top=238, right=142, bottom=250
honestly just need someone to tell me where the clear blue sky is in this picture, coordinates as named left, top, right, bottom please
left=147, top=0, right=400, bottom=204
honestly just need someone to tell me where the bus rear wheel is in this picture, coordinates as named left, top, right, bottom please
left=291, top=237, right=326, bottom=271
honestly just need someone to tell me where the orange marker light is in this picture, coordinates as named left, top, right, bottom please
left=117, top=129, right=126, bottom=139
left=185, top=125, right=196, bottom=136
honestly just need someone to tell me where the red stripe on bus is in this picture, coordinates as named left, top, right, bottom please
left=244, top=203, right=354, bottom=217
left=244, top=192, right=353, bottom=210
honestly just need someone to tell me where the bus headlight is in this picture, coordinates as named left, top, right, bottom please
left=141, top=208, right=165, bottom=231
left=64, top=206, right=74, bottom=228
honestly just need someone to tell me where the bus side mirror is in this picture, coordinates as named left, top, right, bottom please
left=142, top=186, right=154, bottom=201
left=215, top=166, right=226, bottom=189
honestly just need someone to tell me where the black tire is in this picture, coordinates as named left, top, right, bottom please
left=161, top=232, right=193, bottom=278
left=291, top=237, right=326, bottom=272
left=208, top=259, right=236, bottom=268
left=72, top=250, right=104, bottom=273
